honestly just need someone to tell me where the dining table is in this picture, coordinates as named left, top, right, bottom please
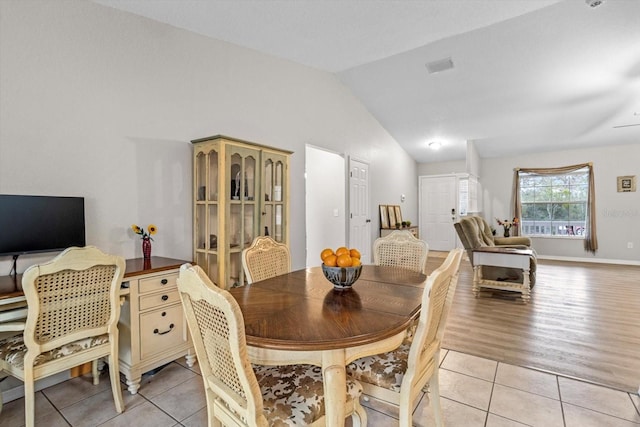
left=228, top=264, right=427, bottom=427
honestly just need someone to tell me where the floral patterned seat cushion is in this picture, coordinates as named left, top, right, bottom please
left=254, top=363, right=362, bottom=426
left=346, top=343, right=411, bottom=392
left=0, top=333, right=109, bottom=370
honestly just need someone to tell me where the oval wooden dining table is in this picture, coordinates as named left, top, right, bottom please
left=228, top=265, right=427, bottom=427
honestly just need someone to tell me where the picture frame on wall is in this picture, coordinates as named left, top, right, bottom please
left=617, top=175, right=636, bottom=192
left=379, top=205, right=389, bottom=229
left=394, top=206, right=402, bottom=225
left=387, top=205, right=396, bottom=228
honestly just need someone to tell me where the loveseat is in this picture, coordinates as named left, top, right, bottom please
left=454, top=216, right=537, bottom=288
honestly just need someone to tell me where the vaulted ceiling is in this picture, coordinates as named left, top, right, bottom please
left=92, top=0, right=640, bottom=163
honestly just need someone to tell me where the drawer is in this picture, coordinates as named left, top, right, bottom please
left=139, top=289, right=180, bottom=311
left=138, top=273, right=178, bottom=294
left=139, top=304, right=187, bottom=359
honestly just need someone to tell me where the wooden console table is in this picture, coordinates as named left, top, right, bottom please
left=472, top=247, right=533, bottom=303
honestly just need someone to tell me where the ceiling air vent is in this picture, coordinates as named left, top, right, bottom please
left=426, top=57, right=454, bottom=74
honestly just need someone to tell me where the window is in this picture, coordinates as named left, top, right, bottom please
left=519, top=168, right=589, bottom=237
left=514, top=163, right=597, bottom=253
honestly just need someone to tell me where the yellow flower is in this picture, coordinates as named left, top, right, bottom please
left=131, top=224, right=157, bottom=241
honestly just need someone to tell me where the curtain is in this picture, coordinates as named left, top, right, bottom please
left=512, top=163, right=597, bottom=254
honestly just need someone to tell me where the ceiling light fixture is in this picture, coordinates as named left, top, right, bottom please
left=428, top=141, right=442, bottom=150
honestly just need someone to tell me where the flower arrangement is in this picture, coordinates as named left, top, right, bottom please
left=131, top=224, right=157, bottom=241
left=496, top=218, right=519, bottom=237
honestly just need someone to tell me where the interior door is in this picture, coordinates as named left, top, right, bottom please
left=419, top=175, right=457, bottom=251
left=348, top=158, right=371, bottom=263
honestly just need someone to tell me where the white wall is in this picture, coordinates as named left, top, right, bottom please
left=0, top=0, right=417, bottom=273
left=305, top=146, right=345, bottom=267
left=481, top=143, right=640, bottom=263
left=417, top=160, right=466, bottom=176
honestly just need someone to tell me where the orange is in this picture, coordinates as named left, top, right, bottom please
left=336, top=254, right=352, bottom=267
left=351, top=258, right=362, bottom=267
left=323, top=254, right=338, bottom=267
left=335, top=246, right=349, bottom=257
left=349, top=248, right=361, bottom=259
left=320, top=248, right=334, bottom=261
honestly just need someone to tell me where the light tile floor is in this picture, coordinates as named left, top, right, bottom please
left=1, top=349, right=639, bottom=426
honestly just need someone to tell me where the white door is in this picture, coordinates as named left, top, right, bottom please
left=349, top=158, right=371, bottom=263
left=419, top=175, right=457, bottom=251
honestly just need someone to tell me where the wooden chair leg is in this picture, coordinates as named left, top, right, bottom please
left=429, top=371, right=444, bottom=427
left=108, top=353, right=124, bottom=413
left=24, top=375, right=35, bottom=427
left=92, top=360, right=99, bottom=385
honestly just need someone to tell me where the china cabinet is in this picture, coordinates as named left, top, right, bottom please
left=191, top=135, right=291, bottom=289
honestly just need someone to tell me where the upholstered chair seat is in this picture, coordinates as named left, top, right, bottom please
left=0, top=334, right=109, bottom=370
left=255, top=363, right=363, bottom=425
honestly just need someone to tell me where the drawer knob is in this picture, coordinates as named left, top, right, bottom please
left=161, top=295, right=169, bottom=301
left=161, top=279, right=168, bottom=285
left=153, top=323, right=175, bottom=335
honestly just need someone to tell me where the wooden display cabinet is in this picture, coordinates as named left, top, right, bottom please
left=191, top=135, right=291, bottom=289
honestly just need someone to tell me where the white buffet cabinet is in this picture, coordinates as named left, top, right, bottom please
left=118, top=257, right=195, bottom=394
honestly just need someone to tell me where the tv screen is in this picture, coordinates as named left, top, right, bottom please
left=0, top=194, right=86, bottom=257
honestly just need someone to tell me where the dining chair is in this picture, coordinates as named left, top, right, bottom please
left=241, top=235, right=291, bottom=284
left=177, top=263, right=367, bottom=427
left=373, top=230, right=429, bottom=274
left=0, top=246, right=125, bottom=427
left=346, top=248, right=463, bottom=427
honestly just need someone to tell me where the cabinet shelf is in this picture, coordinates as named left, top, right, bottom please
left=191, top=135, right=291, bottom=289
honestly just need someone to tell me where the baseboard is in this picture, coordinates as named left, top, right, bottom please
left=1, top=370, right=70, bottom=403
left=537, top=255, right=640, bottom=266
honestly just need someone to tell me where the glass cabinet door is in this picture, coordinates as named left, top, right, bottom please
left=194, top=146, right=219, bottom=284
left=262, top=151, right=287, bottom=243
left=227, top=146, right=259, bottom=287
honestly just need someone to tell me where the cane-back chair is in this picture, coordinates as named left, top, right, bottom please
left=347, top=248, right=463, bottom=427
left=177, top=263, right=367, bottom=426
left=0, top=246, right=125, bottom=427
left=241, top=236, right=291, bottom=284
left=373, top=230, right=429, bottom=274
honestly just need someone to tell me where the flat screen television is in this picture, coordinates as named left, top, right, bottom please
left=0, top=194, right=86, bottom=257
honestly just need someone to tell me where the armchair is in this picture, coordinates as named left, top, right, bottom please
left=454, top=216, right=537, bottom=287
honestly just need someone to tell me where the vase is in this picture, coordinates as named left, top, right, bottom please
left=503, top=228, right=510, bottom=238
left=142, top=238, right=152, bottom=260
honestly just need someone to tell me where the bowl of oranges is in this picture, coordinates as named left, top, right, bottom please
left=320, top=247, right=362, bottom=290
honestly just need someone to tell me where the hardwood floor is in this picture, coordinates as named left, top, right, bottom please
left=428, top=254, right=640, bottom=393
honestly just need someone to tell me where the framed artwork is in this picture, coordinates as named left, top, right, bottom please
left=394, top=206, right=402, bottom=225
left=379, top=205, right=389, bottom=229
left=387, top=205, right=396, bottom=228
left=617, top=175, right=636, bottom=192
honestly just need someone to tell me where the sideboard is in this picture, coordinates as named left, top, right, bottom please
left=118, top=257, right=195, bottom=394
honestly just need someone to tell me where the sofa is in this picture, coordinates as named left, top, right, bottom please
left=454, top=216, right=537, bottom=288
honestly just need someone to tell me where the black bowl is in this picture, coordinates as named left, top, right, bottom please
left=321, top=264, right=363, bottom=290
